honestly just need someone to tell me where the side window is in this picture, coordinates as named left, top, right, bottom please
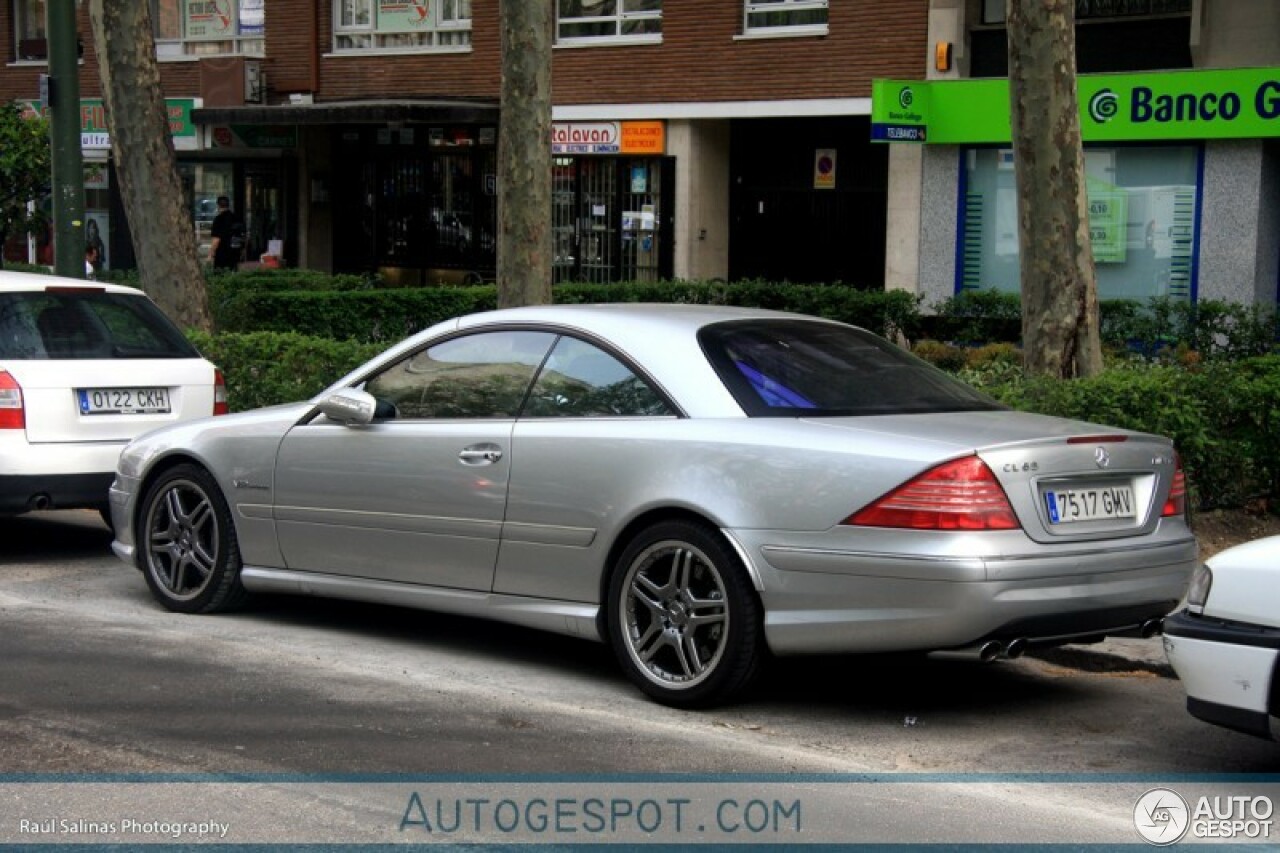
left=364, top=330, right=555, bottom=420
left=525, top=336, right=672, bottom=417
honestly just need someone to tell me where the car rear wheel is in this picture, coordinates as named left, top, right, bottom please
left=608, top=520, right=762, bottom=707
left=139, top=464, right=247, bottom=614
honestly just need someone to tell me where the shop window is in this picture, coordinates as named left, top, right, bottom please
left=556, top=0, right=661, bottom=45
left=742, top=0, right=828, bottom=36
left=334, top=0, right=472, bottom=53
left=151, top=0, right=265, bottom=58
left=12, top=0, right=47, bottom=61
left=958, top=145, right=1200, bottom=302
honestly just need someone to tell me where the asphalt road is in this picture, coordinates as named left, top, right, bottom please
left=2, top=510, right=1277, bottom=845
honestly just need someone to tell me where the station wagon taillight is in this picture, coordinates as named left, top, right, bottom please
left=844, top=455, right=1019, bottom=531
left=0, top=371, right=24, bottom=430
left=1161, top=455, right=1187, bottom=518
left=213, top=369, right=229, bottom=416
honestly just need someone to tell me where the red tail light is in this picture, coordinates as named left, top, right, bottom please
left=844, top=455, right=1019, bottom=531
left=1161, top=455, right=1187, bottom=518
left=213, top=369, right=229, bottom=416
left=0, top=371, right=24, bottom=430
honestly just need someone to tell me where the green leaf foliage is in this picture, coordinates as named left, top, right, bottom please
left=0, top=103, right=51, bottom=252
left=186, top=330, right=382, bottom=413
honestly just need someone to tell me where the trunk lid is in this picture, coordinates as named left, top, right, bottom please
left=803, top=411, right=1180, bottom=542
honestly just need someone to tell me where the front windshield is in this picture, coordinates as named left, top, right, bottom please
left=699, top=319, right=1006, bottom=417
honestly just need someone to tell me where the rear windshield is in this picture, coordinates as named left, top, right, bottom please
left=0, top=290, right=199, bottom=360
left=699, top=319, right=1005, bottom=417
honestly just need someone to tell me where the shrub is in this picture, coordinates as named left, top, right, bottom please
left=187, top=330, right=382, bottom=412
left=972, top=356, right=1280, bottom=511
left=212, top=279, right=921, bottom=343
left=912, top=340, right=967, bottom=371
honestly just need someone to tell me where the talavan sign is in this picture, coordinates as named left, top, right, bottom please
left=552, top=121, right=666, bottom=155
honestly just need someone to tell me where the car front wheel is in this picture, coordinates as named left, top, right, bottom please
left=139, top=464, right=247, bottom=614
left=608, top=520, right=762, bottom=707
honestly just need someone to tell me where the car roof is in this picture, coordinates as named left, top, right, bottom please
left=0, top=270, right=145, bottom=296
left=454, top=303, right=848, bottom=418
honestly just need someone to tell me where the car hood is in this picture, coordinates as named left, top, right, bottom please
left=1202, top=535, right=1280, bottom=628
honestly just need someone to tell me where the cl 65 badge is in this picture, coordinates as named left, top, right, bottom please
left=1002, top=462, right=1039, bottom=473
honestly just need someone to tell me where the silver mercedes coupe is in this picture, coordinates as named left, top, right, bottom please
left=109, top=304, right=1196, bottom=706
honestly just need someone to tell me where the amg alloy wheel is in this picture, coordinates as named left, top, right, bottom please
left=608, top=520, right=761, bottom=707
left=139, top=464, right=246, bottom=614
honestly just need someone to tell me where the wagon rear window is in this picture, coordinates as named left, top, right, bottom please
left=0, top=291, right=198, bottom=360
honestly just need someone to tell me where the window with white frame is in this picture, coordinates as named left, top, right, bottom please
left=743, top=0, right=828, bottom=35
left=12, top=0, right=47, bottom=61
left=151, top=0, right=265, bottom=57
left=334, top=0, right=472, bottom=52
left=557, top=0, right=662, bottom=44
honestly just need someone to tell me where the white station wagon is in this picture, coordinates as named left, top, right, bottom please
left=0, top=271, right=224, bottom=522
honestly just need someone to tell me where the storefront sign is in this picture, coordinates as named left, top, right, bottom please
left=552, top=121, right=666, bottom=155
left=211, top=125, right=298, bottom=149
left=873, top=67, right=1280, bottom=144
left=185, top=0, right=236, bottom=40
left=20, top=98, right=199, bottom=151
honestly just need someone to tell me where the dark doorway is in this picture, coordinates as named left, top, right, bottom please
left=729, top=116, right=888, bottom=287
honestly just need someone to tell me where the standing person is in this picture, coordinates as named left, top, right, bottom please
left=84, top=244, right=100, bottom=279
left=208, top=196, right=244, bottom=271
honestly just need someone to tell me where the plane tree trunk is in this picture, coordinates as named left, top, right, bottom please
left=497, top=0, right=553, bottom=308
left=87, top=0, right=211, bottom=331
left=1007, top=0, right=1103, bottom=378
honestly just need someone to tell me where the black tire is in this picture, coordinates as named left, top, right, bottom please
left=607, top=520, right=762, bottom=708
left=138, top=464, right=247, bottom=614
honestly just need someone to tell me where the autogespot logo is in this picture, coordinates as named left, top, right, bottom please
left=898, top=87, right=914, bottom=109
left=1089, top=88, right=1121, bottom=123
left=1134, top=788, right=1190, bottom=845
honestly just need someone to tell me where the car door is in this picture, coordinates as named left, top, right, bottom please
left=272, top=329, right=557, bottom=591
left=496, top=335, right=678, bottom=603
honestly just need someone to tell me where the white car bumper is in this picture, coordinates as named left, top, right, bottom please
left=1164, top=610, right=1280, bottom=740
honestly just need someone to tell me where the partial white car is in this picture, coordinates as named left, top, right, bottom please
left=1164, top=536, right=1280, bottom=741
left=0, top=270, right=225, bottom=521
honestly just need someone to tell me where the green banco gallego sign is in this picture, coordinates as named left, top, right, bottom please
left=872, top=67, right=1280, bottom=144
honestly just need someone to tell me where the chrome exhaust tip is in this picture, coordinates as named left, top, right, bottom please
left=1004, top=637, right=1028, bottom=659
left=978, top=640, right=1003, bottom=663
left=1140, top=618, right=1164, bottom=638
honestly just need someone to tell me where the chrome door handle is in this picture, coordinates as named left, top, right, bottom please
left=459, top=446, right=503, bottom=464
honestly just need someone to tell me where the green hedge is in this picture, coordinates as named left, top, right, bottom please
left=930, top=290, right=1279, bottom=359
left=212, top=279, right=921, bottom=343
left=187, top=330, right=382, bottom=413
left=968, top=356, right=1280, bottom=510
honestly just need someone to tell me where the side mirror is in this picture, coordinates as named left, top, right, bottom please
left=317, top=388, right=377, bottom=426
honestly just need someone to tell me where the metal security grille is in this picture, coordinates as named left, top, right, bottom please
left=620, top=160, right=660, bottom=282
left=577, top=159, right=617, bottom=284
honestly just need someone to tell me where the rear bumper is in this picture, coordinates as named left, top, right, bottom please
left=0, top=472, right=115, bottom=513
left=728, top=528, right=1196, bottom=655
left=1164, top=610, right=1280, bottom=740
